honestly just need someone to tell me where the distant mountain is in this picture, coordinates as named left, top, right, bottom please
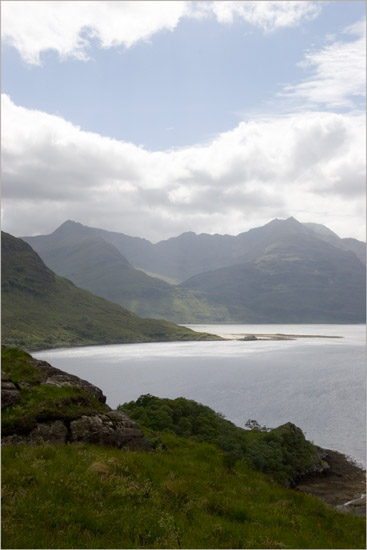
left=23, top=217, right=366, bottom=323
left=23, top=223, right=228, bottom=323
left=1, top=232, right=218, bottom=349
left=304, top=222, right=366, bottom=265
left=30, top=218, right=365, bottom=282
left=180, top=218, right=366, bottom=323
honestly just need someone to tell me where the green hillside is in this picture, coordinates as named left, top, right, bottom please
left=1, top=232, right=218, bottom=349
left=119, top=395, right=325, bottom=487
left=3, top=437, right=366, bottom=549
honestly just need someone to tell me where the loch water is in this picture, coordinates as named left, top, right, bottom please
left=35, top=324, right=366, bottom=467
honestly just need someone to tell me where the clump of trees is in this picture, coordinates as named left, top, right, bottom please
left=119, top=394, right=320, bottom=486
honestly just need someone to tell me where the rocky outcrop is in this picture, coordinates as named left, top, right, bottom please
left=1, top=371, right=21, bottom=408
left=28, top=358, right=106, bottom=403
left=1, top=353, right=150, bottom=452
left=70, top=411, right=150, bottom=450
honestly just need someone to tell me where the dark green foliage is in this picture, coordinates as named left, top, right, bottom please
left=2, top=439, right=365, bottom=549
left=119, top=395, right=320, bottom=486
left=1, top=232, right=219, bottom=349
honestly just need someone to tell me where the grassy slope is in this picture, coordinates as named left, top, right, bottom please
left=1, top=232, right=218, bottom=349
left=1, top=348, right=365, bottom=549
left=2, top=438, right=365, bottom=549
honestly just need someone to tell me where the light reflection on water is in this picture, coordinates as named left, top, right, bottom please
left=35, top=324, right=366, bottom=467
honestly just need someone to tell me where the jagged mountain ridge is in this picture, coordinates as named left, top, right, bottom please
left=22, top=226, right=228, bottom=323
left=22, top=217, right=366, bottom=323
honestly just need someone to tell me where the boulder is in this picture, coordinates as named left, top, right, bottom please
left=2, top=420, right=68, bottom=446
left=1, top=370, right=21, bottom=409
left=70, top=411, right=151, bottom=451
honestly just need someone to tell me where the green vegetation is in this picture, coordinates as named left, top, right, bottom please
left=1, top=349, right=365, bottom=549
left=119, top=395, right=322, bottom=487
left=2, top=434, right=365, bottom=548
left=1, top=347, right=44, bottom=385
left=1, top=232, right=220, bottom=349
left=2, top=385, right=107, bottom=436
left=2, top=438, right=366, bottom=549
left=2, top=348, right=108, bottom=436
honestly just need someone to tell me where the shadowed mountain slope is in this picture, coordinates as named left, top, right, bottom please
left=1, top=232, right=218, bottom=349
left=23, top=218, right=366, bottom=323
left=23, top=224, right=228, bottom=323
left=180, top=219, right=366, bottom=323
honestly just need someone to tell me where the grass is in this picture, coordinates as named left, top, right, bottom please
left=1, top=232, right=220, bottom=349
left=1, top=348, right=366, bottom=548
left=2, top=437, right=365, bottom=549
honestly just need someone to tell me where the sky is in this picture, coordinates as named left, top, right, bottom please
left=1, top=0, right=366, bottom=242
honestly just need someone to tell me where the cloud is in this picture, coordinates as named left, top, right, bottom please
left=280, top=18, right=366, bottom=109
left=2, top=1, right=321, bottom=65
left=2, top=94, right=365, bottom=241
left=2, top=1, right=187, bottom=65
left=203, top=1, right=321, bottom=31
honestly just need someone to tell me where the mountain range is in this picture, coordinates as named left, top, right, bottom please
left=23, top=217, right=366, bottom=323
left=1, top=232, right=216, bottom=349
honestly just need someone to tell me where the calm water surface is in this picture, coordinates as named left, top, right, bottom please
left=36, top=324, right=366, bottom=466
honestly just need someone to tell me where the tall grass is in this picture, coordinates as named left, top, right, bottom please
left=2, top=435, right=365, bottom=549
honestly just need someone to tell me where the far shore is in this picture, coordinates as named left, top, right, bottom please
left=219, top=333, right=343, bottom=341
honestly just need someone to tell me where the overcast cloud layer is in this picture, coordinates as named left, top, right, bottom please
left=1, top=1, right=366, bottom=241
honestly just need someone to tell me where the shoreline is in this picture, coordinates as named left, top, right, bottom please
left=219, top=332, right=343, bottom=341
left=295, top=449, right=366, bottom=517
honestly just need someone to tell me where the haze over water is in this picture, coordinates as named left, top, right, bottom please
left=36, top=324, right=366, bottom=467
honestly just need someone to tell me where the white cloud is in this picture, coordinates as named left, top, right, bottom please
left=2, top=95, right=365, bottom=241
left=2, top=1, right=322, bottom=65
left=280, top=18, right=366, bottom=109
left=1, top=1, right=187, bottom=65
left=205, top=1, right=321, bottom=31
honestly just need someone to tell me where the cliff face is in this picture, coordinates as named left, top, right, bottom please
left=1, top=347, right=150, bottom=451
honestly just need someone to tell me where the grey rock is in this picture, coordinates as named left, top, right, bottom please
left=27, top=420, right=68, bottom=444
left=70, top=414, right=151, bottom=451
left=1, top=370, right=21, bottom=409
left=2, top=420, right=68, bottom=445
left=31, top=359, right=107, bottom=404
left=2, top=353, right=150, bottom=452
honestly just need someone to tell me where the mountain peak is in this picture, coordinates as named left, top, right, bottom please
left=53, top=220, right=86, bottom=236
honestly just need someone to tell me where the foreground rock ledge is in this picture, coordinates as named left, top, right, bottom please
left=1, top=360, right=150, bottom=452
